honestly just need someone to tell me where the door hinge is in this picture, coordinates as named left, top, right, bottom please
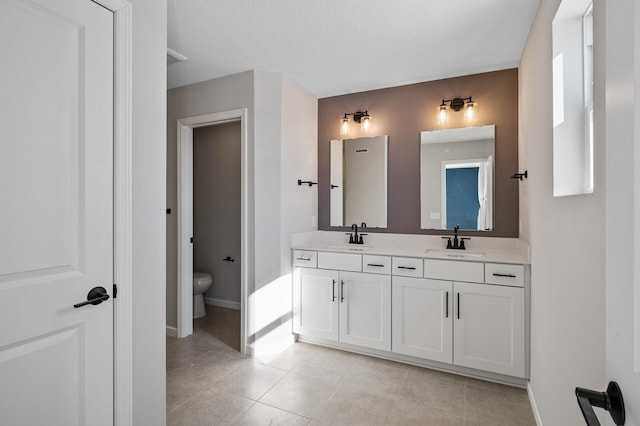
left=190, top=237, right=194, bottom=243
left=113, top=283, right=118, bottom=299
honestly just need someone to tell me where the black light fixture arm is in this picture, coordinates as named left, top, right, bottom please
left=441, top=96, right=473, bottom=111
left=343, top=110, right=370, bottom=123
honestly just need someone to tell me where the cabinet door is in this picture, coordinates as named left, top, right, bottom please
left=339, top=272, right=391, bottom=351
left=453, top=282, right=525, bottom=377
left=392, top=277, right=453, bottom=363
left=293, top=268, right=339, bottom=341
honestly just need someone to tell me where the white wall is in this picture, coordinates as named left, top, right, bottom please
left=166, top=71, right=255, bottom=328
left=166, top=72, right=317, bottom=356
left=131, top=0, right=167, bottom=423
left=519, top=0, right=605, bottom=424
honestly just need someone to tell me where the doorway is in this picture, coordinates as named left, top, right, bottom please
left=176, top=110, right=249, bottom=355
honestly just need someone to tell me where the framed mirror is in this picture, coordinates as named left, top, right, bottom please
left=420, top=125, right=495, bottom=231
left=330, top=135, right=388, bottom=228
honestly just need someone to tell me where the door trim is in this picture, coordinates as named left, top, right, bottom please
left=94, top=0, right=134, bottom=424
left=177, top=109, right=250, bottom=355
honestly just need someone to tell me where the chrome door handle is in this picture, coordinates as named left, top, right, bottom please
left=74, top=286, right=110, bottom=308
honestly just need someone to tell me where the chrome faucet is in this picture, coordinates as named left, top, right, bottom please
left=442, top=224, right=470, bottom=250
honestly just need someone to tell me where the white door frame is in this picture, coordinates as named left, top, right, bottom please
left=177, top=110, right=249, bottom=355
left=92, top=0, right=134, bottom=424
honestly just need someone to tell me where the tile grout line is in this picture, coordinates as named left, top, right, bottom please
left=384, top=368, right=409, bottom=425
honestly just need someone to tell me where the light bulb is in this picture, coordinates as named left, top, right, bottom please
left=340, top=116, right=350, bottom=135
left=465, top=101, right=476, bottom=122
left=438, top=104, right=448, bottom=124
left=361, top=115, right=371, bottom=132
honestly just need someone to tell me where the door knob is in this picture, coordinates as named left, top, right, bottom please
left=575, top=381, right=625, bottom=425
left=73, top=286, right=110, bottom=308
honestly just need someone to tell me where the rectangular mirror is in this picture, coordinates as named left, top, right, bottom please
left=420, top=125, right=495, bottom=231
left=330, top=135, right=388, bottom=228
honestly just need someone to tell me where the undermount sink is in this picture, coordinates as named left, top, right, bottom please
left=425, top=249, right=485, bottom=258
left=328, top=244, right=373, bottom=252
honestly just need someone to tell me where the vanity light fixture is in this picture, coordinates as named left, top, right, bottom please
left=438, top=97, right=477, bottom=124
left=340, top=110, right=371, bottom=135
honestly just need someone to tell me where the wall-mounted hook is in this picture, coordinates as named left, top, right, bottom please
left=297, top=179, right=317, bottom=187
left=511, top=170, right=528, bottom=181
left=223, top=256, right=234, bottom=262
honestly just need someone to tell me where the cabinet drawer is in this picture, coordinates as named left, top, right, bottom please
left=392, top=257, right=424, bottom=277
left=318, top=251, right=362, bottom=272
left=485, top=263, right=525, bottom=287
left=363, top=255, right=391, bottom=275
left=293, top=250, right=317, bottom=268
left=424, top=259, right=484, bottom=283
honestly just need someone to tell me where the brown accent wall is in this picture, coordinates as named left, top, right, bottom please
left=318, top=68, right=519, bottom=237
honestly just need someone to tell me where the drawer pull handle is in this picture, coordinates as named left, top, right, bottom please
left=367, top=263, right=385, bottom=267
left=296, top=257, right=311, bottom=261
left=397, top=266, right=416, bottom=270
left=445, top=291, right=449, bottom=318
left=341, top=280, right=345, bottom=303
left=493, top=273, right=516, bottom=278
left=332, top=279, right=336, bottom=302
left=457, top=292, right=460, bottom=319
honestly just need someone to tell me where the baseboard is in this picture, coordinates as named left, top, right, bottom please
left=527, top=382, right=543, bottom=426
left=204, top=297, right=240, bottom=310
left=166, top=325, right=177, bottom=337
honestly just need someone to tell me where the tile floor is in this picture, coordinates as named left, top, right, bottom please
left=167, top=305, right=536, bottom=425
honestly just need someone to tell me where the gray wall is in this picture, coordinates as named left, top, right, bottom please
left=193, top=122, right=241, bottom=304
left=519, top=0, right=605, bottom=423
left=131, top=0, right=166, bottom=423
left=318, top=68, right=519, bottom=237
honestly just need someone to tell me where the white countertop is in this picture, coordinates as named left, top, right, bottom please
left=292, top=231, right=530, bottom=265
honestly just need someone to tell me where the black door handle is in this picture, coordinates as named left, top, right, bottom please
left=74, top=286, right=110, bottom=308
left=576, top=381, right=625, bottom=425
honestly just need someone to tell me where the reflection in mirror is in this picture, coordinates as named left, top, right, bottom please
left=420, top=125, right=495, bottom=231
left=330, top=135, right=388, bottom=228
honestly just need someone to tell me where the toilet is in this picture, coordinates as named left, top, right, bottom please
left=192, top=272, right=213, bottom=319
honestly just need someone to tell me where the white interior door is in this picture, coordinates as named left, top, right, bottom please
left=0, top=1, right=114, bottom=425
left=603, top=0, right=640, bottom=424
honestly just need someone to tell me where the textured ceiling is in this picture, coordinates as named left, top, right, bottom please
left=167, top=0, right=540, bottom=98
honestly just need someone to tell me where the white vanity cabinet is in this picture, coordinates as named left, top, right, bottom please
left=339, top=271, right=391, bottom=351
left=453, top=281, right=525, bottom=377
left=293, top=247, right=529, bottom=382
left=392, top=277, right=453, bottom=363
left=293, top=250, right=392, bottom=351
left=293, top=268, right=339, bottom=341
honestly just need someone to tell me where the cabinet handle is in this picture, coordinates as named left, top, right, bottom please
left=332, top=279, right=336, bottom=302
left=445, top=291, right=449, bottom=318
left=296, top=257, right=311, bottom=261
left=367, top=263, right=385, bottom=267
left=397, top=266, right=416, bottom=270
left=493, top=273, right=516, bottom=278
left=340, top=280, right=344, bottom=303
left=457, top=292, right=460, bottom=319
